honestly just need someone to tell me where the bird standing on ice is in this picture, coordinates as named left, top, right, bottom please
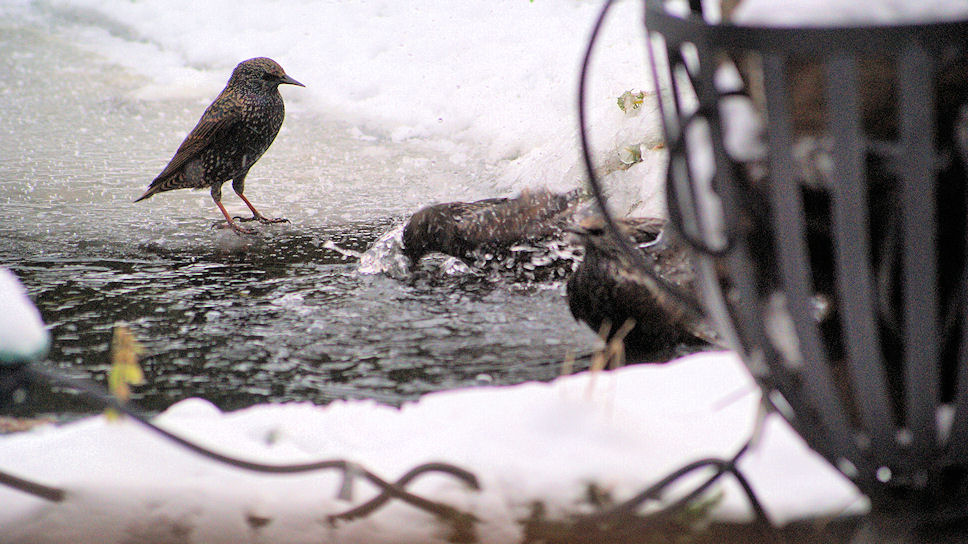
left=135, top=57, right=304, bottom=234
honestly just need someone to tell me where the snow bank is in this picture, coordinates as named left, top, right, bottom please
left=0, top=352, right=866, bottom=543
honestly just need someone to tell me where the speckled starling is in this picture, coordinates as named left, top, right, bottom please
left=135, top=57, right=304, bottom=234
left=401, top=189, right=583, bottom=281
left=566, top=216, right=714, bottom=362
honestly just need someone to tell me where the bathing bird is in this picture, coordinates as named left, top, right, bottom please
left=135, top=57, right=304, bottom=234
left=401, top=189, right=584, bottom=281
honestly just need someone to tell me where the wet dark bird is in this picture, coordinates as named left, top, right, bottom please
left=566, top=216, right=714, bottom=362
left=135, top=57, right=304, bottom=234
left=402, top=189, right=583, bottom=281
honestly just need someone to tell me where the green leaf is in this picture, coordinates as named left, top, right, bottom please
left=619, top=144, right=645, bottom=166
left=617, top=90, right=646, bottom=114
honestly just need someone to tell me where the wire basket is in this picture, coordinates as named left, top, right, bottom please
left=643, top=0, right=968, bottom=537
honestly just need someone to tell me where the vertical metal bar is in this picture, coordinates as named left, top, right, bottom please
left=693, top=39, right=731, bottom=251
left=825, top=53, right=898, bottom=462
left=667, top=48, right=702, bottom=244
left=945, top=311, right=968, bottom=460
left=898, top=41, right=939, bottom=467
left=762, top=53, right=866, bottom=478
left=668, top=47, right=692, bottom=140
left=646, top=31, right=679, bottom=154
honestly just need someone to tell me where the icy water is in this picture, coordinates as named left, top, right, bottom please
left=0, top=10, right=600, bottom=415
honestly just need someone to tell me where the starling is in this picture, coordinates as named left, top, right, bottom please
left=401, top=189, right=583, bottom=281
left=135, top=57, right=304, bottom=234
left=566, top=216, right=713, bottom=362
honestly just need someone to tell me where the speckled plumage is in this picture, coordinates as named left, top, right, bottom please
left=135, top=57, right=303, bottom=234
left=566, top=216, right=713, bottom=362
left=401, top=189, right=583, bottom=281
left=403, top=190, right=577, bottom=260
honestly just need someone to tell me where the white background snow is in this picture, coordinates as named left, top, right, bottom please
left=37, top=0, right=671, bottom=217
left=5, top=0, right=968, bottom=541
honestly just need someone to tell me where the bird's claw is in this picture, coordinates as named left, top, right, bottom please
left=212, top=220, right=259, bottom=235
left=232, top=224, right=260, bottom=235
left=236, top=215, right=291, bottom=225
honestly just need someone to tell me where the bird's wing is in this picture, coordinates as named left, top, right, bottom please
left=150, top=91, right=243, bottom=184
left=457, top=191, right=572, bottom=247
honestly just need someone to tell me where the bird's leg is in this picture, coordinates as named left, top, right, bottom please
left=232, top=176, right=289, bottom=224
left=236, top=193, right=290, bottom=224
left=210, top=184, right=258, bottom=235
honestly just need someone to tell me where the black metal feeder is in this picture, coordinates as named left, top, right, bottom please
left=642, top=1, right=968, bottom=541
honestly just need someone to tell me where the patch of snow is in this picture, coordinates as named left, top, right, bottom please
left=0, top=352, right=866, bottom=542
left=0, top=269, right=49, bottom=364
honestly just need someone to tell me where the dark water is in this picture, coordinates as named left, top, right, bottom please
left=0, top=10, right=600, bottom=416
left=4, top=222, right=596, bottom=415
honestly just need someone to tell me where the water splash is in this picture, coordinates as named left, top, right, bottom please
left=357, top=224, right=411, bottom=279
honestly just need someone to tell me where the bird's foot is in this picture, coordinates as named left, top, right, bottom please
left=236, top=214, right=291, bottom=225
left=212, top=220, right=259, bottom=235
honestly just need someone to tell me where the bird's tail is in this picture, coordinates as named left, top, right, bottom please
left=134, top=183, right=160, bottom=203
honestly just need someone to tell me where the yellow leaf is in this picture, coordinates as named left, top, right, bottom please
left=107, top=324, right=146, bottom=419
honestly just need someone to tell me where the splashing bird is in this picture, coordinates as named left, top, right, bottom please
left=401, top=189, right=584, bottom=281
left=135, top=57, right=304, bottom=234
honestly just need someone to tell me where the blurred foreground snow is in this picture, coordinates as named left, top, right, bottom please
left=0, top=351, right=866, bottom=543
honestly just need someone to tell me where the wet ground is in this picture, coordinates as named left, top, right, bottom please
left=0, top=7, right=601, bottom=416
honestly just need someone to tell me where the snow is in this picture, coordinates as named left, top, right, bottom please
left=0, top=350, right=866, bottom=542
left=0, top=269, right=49, bottom=364
left=733, top=0, right=968, bottom=26
left=5, top=0, right=928, bottom=538
left=42, top=0, right=665, bottom=213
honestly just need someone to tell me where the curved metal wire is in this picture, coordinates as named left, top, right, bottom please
left=331, top=461, right=480, bottom=523
left=12, top=364, right=479, bottom=525
left=662, top=92, right=750, bottom=258
left=5, top=358, right=785, bottom=540
left=577, top=0, right=706, bottom=321
left=572, top=439, right=781, bottom=543
left=0, top=466, right=65, bottom=502
left=576, top=1, right=783, bottom=541
left=3, top=357, right=786, bottom=542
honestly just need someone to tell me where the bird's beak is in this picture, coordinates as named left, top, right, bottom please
left=280, top=74, right=305, bottom=87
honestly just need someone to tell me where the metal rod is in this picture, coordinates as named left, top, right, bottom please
left=825, top=52, right=898, bottom=462
left=897, top=40, right=940, bottom=468
left=761, top=52, right=865, bottom=478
